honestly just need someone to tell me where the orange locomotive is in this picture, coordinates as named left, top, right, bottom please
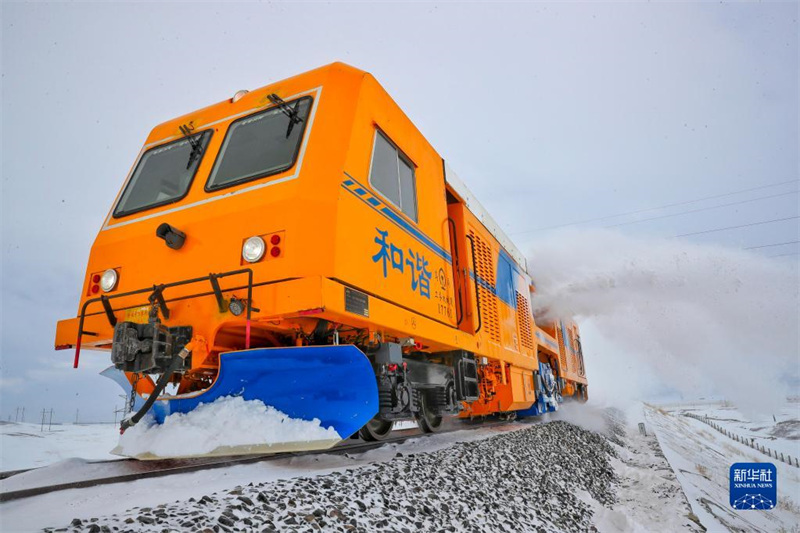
left=55, top=63, right=587, bottom=456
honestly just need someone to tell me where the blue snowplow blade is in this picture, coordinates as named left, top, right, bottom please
left=109, top=345, right=379, bottom=459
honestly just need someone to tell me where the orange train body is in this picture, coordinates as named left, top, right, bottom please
left=55, top=63, right=587, bottom=435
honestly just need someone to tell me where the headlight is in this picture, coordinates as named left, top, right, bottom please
left=100, top=269, right=118, bottom=292
left=242, top=236, right=266, bottom=263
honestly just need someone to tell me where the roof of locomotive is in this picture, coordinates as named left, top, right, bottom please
left=141, top=62, right=528, bottom=273
left=443, top=163, right=528, bottom=272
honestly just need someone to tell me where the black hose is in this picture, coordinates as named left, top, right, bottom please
left=120, top=354, right=186, bottom=433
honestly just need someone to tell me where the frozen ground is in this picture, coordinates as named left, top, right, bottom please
left=0, top=421, right=119, bottom=471
left=15, top=421, right=622, bottom=532
left=3, top=401, right=796, bottom=531
left=1, top=404, right=704, bottom=532
left=646, top=401, right=800, bottom=533
left=1, top=423, right=530, bottom=531
left=1, top=418, right=420, bottom=473
left=675, top=398, right=800, bottom=461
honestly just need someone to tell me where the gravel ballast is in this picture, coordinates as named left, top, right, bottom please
left=53, top=421, right=619, bottom=532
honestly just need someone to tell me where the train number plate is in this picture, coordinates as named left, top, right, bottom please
left=124, top=306, right=150, bottom=324
left=345, top=287, right=369, bottom=317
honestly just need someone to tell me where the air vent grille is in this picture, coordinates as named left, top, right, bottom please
left=469, top=230, right=500, bottom=343
left=515, top=291, right=535, bottom=351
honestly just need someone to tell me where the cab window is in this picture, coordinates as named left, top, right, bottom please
left=369, top=130, right=418, bottom=221
left=206, top=96, right=312, bottom=191
left=113, top=130, right=212, bottom=218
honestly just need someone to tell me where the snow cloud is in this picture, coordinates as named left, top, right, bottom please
left=527, top=229, right=799, bottom=414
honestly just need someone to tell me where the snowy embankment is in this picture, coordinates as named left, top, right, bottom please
left=3, top=401, right=739, bottom=532
left=0, top=403, right=708, bottom=533
left=43, top=421, right=618, bottom=532
left=677, top=399, right=800, bottom=462
left=646, top=401, right=800, bottom=533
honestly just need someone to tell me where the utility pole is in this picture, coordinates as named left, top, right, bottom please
left=48, top=409, right=54, bottom=430
left=15, top=407, right=19, bottom=422
left=75, top=409, right=79, bottom=424
left=21, top=407, right=25, bottom=423
left=40, top=408, right=46, bottom=432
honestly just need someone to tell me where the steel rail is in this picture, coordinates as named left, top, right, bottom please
left=0, top=420, right=516, bottom=503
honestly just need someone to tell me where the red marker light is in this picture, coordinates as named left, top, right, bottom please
left=91, top=284, right=100, bottom=294
left=270, top=246, right=281, bottom=257
left=270, top=234, right=281, bottom=245
left=92, top=274, right=101, bottom=283
left=387, top=363, right=398, bottom=372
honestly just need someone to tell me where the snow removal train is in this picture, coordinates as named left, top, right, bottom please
left=55, top=63, right=588, bottom=458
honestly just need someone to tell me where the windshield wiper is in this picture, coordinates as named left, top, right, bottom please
left=267, top=94, right=304, bottom=138
left=179, top=123, right=205, bottom=169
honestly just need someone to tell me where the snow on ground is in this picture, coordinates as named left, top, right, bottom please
left=0, top=423, right=528, bottom=531
left=7, top=401, right=793, bottom=532
left=676, top=398, right=800, bottom=461
left=27, top=421, right=620, bottom=532
left=0, top=421, right=119, bottom=471
left=553, top=402, right=703, bottom=533
left=116, top=396, right=340, bottom=459
left=646, top=401, right=800, bottom=533
left=1, top=404, right=707, bottom=533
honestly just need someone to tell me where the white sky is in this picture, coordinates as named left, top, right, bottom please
left=1, top=1, right=797, bottom=422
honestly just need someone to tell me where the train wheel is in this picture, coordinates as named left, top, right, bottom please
left=498, top=411, right=517, bottom=422
left=578, top=384, right=589, bottom=403
left=416, top=394, right=443, bottom=433
left=359, top=417, right=394, bottom=441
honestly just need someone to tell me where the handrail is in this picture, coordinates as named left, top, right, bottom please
left=447, top=218, right=464, bottom=326
left=73, top=268, right=255, bottom=368
left=465, top=234, right=482, bottom=334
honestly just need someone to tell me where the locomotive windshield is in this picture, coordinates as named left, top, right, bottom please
left=113, top=131, right=212, bottom=217
left=206, top=96, right=312, bottom=191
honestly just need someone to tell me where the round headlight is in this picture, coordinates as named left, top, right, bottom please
left=242, top=236, right=266, bottom=263
left=100, top=269, right=118, bottom=292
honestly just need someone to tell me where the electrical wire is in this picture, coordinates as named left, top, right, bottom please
left=605, top=190, right=797, bottom=228
left=671, top=215, right=800, bottom=238
left=743, top=240, right=800, bottom=250
left=768, top=252, right=799, bottom=258
left=512, top=179, right=798, bottom=235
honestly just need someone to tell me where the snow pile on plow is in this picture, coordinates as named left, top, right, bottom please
left=113, top=396, right=340, bottom=460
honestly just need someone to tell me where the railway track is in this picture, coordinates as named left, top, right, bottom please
left=0, top=419, right=518, bottom=503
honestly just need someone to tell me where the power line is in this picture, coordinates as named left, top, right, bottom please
left=744, top=240, right=800, bottom=250
left=671, top=215, right=800, bottom=238
left=768, top=252, right=800, bottom=258
left=605, top=190, right=798, bottom=229
left=512, top=179, right=798, bottom=235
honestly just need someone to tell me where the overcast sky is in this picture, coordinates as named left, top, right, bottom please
left=2, top=1, right=797, bottom=422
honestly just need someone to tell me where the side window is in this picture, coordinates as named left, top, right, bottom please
left=496, top=253, right=515, bottom=306
left=369, top=130, right=418, bottom=221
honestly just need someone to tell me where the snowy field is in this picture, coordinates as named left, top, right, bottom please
left=1, top=423, right=531, bottom=531
left=646, top=400, right=800, bottom=533
left=675, top=398, right=800, bottom=461
left=2, top=401, right=798, bottom=531
left=0, top=421, right=119, bottom=471
left=1, top=404, right=702, bottom=532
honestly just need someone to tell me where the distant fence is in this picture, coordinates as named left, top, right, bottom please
left=684, top=412, right=798, bottom=468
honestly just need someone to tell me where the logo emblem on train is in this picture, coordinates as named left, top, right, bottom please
left=54, top=63, right=588, bottom=459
